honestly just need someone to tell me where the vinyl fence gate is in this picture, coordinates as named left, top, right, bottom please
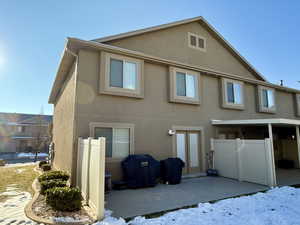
left=211, top=138, right=276, bottom=187
left=76, top=137, right=106, bottom=220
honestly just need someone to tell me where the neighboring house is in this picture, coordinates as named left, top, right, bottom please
left=49, top=16, right=300, bottom=184
left=0, top=112, right=52, bottom=153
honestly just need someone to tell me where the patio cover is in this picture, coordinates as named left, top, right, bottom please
left=212, top=117, right=300, bottom=185
left=211, top=118, right=300, bottom=126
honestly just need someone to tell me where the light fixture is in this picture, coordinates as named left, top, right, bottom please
left=168, top=129, right=176, bottom=136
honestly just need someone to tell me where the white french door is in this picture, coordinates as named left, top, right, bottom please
left=176, top=131, right=201, bottom=174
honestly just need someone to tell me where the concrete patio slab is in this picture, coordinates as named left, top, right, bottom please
left=105, top=176, right=268, bottom=218
left=277, top=169, right=300, bottom=186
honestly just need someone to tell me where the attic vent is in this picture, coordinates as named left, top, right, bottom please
left=188, top=32, right=206, bottom=52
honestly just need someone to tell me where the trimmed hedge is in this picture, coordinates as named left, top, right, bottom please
left=41, top=164, right=51, bottom=171
left=45, top=187, right=82, bottom=211
left=38, top=171, right=69, bottom=182
left=39, top=161, right=47, bottom=168
left=40, top=179, right=67, bottom=195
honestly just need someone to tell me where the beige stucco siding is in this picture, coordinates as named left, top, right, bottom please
left=74, top=49, right=297, bottom=180
left=105, top=22, right=260, bottom=81
left=52, top=62, right=76, bottom=174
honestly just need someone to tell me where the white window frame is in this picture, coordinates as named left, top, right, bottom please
left=90, top=122, right=135, bottom=162
left=296, top=94, right=300, bottom=117
left=188, top=32, right=206, bottom=52
left=17, top=125, right=25, bottom=133
left=221, top=78, right=245, bottom=110
left=169, top=66, right=201, bottom=105
left=258, top=85, right=276, bottom=113
left=99, top=52, right=144, bottom=98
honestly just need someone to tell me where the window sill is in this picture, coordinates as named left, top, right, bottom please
left=258, top=108, right=276, bottom=114
left=170, top=97, right=201, bottom=105
left=222, top=103, right=245, bottom=110
left=100, top=88, right=144, bottom=99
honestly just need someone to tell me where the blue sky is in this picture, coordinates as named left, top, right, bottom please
left=0, top=0, right=299, bottom=115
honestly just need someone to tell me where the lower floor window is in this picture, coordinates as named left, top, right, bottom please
left=94, top=127, right=130, bottom=158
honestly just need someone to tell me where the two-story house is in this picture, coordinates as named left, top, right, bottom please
left=0, top=112, right=52, bottom=153
left=49, top=17, right=300, bottom=183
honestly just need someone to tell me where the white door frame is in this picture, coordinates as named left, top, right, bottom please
left=268, top=123, right=277, bottom=186
left=296, top=125, right=300, bottom=168
left=171, top=126, right=205, bottom=172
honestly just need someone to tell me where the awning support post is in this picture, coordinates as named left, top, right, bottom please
left=268, top=123, right=277, bottom=186
left=296, top=126, right=300, bottom=168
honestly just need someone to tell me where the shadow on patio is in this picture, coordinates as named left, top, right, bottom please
left=277, top=169, right=300, bottom=186
left=105, top=176, right=268, bottom=219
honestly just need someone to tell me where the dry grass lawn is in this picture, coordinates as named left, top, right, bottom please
left=0, top=164, right=38, bottom=202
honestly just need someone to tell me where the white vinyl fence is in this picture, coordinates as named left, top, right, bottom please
left=76, top=137, right=105, bottom=220
left=211, top=138, right=276, bottom=187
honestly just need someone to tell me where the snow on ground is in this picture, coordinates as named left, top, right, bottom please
left=16, top=168, right=25, bottom=173
left=53, top=216, right=90, bottom=223
left=94, top=186, right=300, bottom=225
left=3, top=162, right=36, bottom=168
left=0, top=187, right=39, bottom=225
left=0, top=183, right=299, bottom=225
left=17, top=153, right=48, bottom=158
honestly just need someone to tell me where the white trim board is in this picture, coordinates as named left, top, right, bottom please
left=211, top=118, right=300, bottom=126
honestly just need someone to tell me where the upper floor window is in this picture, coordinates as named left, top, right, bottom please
left=169, top=67, right=200, bottom=105
left=90, top=122, right=134, bottom=161
left=110, top=59, right=137, bottom=90
left=258, top=86, right=276, bottom=113
left=222, top=78, right=244, bottom=110
left=100, top=52, right=144, bottom=98
left=188, top=32, right=206, bottom=52
left=262, top=89, right=274, bottom=108
left=17, top=125, right=26, bottom=133
left=176, top=72, right=196, bottom=98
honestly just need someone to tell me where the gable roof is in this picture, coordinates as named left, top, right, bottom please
left=93, top=16, right=267, bottom=82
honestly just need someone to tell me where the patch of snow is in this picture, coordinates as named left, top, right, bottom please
left=17, top=152, right=48, bottom=159
left=0, top=186, right=21, bottom=196
left=0, top=190, right=35, bottom=224
left=16, top=168, right=25, bottom=173
left=93, top=187, right=300, bottom=225
left=4, top=162, right=36, bottom=168
left=93, top=210, right=127, bottom=225
left=53, top=216, right=90, bottom=223
left=0, top=190, right=21, bottom=196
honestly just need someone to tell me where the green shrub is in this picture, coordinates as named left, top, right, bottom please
left=40, top=179, right=67, bottom=195
left=41, top=164, right=51, bottom=171
left=38, top=171, right=69, bottom=182
left=45, top=187, right=82, bottom=211
left=39, top=161, right=47, bottom=168
left=38, top=170, right=69, bottom=182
